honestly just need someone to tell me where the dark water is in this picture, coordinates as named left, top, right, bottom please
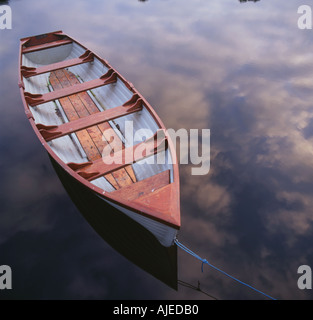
left=1, top=0, right=313, bottom=300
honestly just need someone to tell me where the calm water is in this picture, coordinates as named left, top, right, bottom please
left=1, top=0, right=313, bottom=300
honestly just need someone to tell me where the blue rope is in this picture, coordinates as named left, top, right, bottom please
left=174, top=238, right=276, bottom=300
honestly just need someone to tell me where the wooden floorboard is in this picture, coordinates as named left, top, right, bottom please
left=49, top=68, right=136, bottom=189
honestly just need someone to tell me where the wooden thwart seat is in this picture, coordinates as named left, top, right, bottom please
left=37, top=94, right=143, bottom=141
left=110, top=170, right=170, bottom=201
left=68, top=130, right=168, bottom=181
left=25, top=68, right=117, bottom=106
left=22, top=38, right=73, bottom=54
left=21, top=50, right=94, bottom=78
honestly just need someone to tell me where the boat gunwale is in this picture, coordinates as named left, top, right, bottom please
left=18, top=30, right=180, bottom=230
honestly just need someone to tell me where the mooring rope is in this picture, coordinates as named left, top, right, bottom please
left=174, top=238, right=276, bottom=300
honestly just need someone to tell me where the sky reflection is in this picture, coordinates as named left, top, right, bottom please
left=1, top=0, right=313, bottom=299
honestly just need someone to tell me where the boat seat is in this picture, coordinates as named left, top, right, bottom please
left=24, top=68, right=117, bottom=107
left=22, top=38, right=73, bottom=54
left=21, top=50, right=94, bottom=78
left=110, top=170, right=170, bottom=201
left=67, top=130, right=168, bottom=181
left=37, top=94, right=143, bottom=141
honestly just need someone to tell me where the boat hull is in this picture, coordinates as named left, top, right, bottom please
left=49, top=155, right=178, bottom=290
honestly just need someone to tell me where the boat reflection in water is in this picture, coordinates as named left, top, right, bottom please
left=49, top=155, right=178, bottom=290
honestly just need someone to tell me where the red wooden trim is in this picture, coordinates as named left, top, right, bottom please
left=67, top=161, right=92, bottom=171
left=37, top=94, right=143, bottom=141
left=25, top=68, right=117, bottom=106
left=110, top=170, right=170, bottom=201
left=22, top=39, right=73, bottom=54
left=21, top=50, right=94, bottom=78
left=70, top=130, right=168, bottom=181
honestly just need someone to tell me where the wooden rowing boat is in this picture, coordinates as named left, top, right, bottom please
left=18, top=31, right=180, bottom=248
